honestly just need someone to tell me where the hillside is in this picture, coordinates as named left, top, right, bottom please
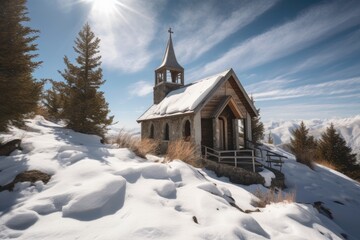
left=265, top=115, right=360, bottom=161
left=1, top=116, right=360, bottom=239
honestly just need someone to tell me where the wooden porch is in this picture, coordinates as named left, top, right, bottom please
left=202, top=143, right=288, bottom=173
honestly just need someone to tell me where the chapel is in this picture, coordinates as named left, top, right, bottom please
left=137, top=29, right=258, bottom=154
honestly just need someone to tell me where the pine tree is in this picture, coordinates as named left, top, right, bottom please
left=42, top=79, right=66, bottom=121
left=0, top=0, right=43, bottom=131
left=251, top=108, right=265, bottom=143
left=317, top=123, right=357, bottom=171
left=267, top=131, right=274, bottom=144
left=289, top=121, right=316, bottom=168
left=59, top=23, right=113, bottom=136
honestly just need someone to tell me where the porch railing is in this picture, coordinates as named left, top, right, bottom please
left=246, top=140, right=288, bottom=172
left=202, top=145, right=260, bottom=172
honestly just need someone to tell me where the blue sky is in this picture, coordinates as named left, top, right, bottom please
left=26, top=0, right=360, bottom=129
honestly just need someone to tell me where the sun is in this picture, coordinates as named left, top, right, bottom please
left=87, top=0, right=119, bottom=14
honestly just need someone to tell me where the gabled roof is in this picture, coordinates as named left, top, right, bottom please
left=137, top=69, right=258, bottom=122
left=156, top=34, right=183, bottom=71
left=211, top=96, right=243, bottom=119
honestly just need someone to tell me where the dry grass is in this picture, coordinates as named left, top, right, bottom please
left=295, top=151, right=315, bottom=170
left=110, top=129, right=159, bottom=158
left=166, top=140, right=201, bottom=167
left=252, top=188, right=296, bottom=208
left=315, top=159, right=338, bottom=170
left=133, top=138, right=160, bottom=158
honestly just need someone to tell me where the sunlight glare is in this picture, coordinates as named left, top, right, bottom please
left=88, top=0, right=119, bottom=15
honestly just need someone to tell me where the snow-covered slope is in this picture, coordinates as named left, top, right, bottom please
left=1, top=116, right=360, bottom=239
left=265, top=115, right=360, bottom=161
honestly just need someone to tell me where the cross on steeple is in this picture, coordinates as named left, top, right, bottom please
left=154, top=27, right=184, bottom=104
left=168, top=27, right=173, bottom=38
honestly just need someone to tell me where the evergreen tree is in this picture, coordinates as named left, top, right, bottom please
left=42, top=79, right=66, bottom=121
left=0, top=0, right=42, bottom=131
left=251, top=108, right=265, bottom=143
left=59, top=23, right=113, bottom=136
left=289, top=121, right=316, bottom=168
left=267, top=131, right=274, bottom=144
left=317, top=123, right=357, bottom=171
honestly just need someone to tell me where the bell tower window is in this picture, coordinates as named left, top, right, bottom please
left=153, top=27, right=185, bottom=103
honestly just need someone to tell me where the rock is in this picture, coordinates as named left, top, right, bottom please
left=204, top=159, right=265, bottom=185
left=0, top=139, right=22, bottom=156
left=313, top=201, right=333, bottom=219
left=0, top=170, right=51, bottom=192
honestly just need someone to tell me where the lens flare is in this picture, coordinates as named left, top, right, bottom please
left=87, top=0, right=118, bottom=15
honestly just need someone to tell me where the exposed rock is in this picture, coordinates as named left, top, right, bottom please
left=0, top=139, right=22, bottom=156
left=333, top=200, right=345, bottom=205
left=265, top=167, right=286, bottom=189
left=204, top=159, right=265, bottom=185
left=313, top=201, right=333, bottom=219
left=0, top=170, right=51, bottom=192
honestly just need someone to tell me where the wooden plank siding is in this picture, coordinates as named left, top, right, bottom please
left=228, top=76, right=257, bottom=117
left=200, top=80, right=247, bottom=119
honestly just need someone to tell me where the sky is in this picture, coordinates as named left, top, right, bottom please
left=26, top=0, right=360, bottom=129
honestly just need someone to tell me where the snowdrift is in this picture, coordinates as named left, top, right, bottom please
left=0, top=116, right=359, bottom=239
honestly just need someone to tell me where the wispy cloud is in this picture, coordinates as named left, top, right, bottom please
left=261, top=102, right=360, bottom=122
left=287, top=29, right=360, bottom=74
left=172, top=0, right=277, bottom=63
left=246, top=76, right=297, bottom=94
left=88, top=0, right=165, bottom=72
left=128, top=81, right=153, bottom=97
left=57, top=0, right=164, bottom=73
left=196, top=1, right=360, bottom=77
left=252, top=77, right=360, bottom=101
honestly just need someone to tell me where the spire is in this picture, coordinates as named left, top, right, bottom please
left=156, top=28, right=183, bottom=71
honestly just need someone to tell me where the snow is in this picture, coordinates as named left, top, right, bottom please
left=265, top=115, right=360, bottom=162
left=0, top=116, right=360, bottom=239
left=258, top=168, right=275, bottom=187
left=138, top=69, right=230, bottom=121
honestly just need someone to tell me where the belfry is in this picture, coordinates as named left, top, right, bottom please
left=153, top=28, right=184, bottom=104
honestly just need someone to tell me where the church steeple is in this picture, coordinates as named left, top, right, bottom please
left=156, top=28, right=184, bottom=72
left=154, top=28, right=184, bottom=104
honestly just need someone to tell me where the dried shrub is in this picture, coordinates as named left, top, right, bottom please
left=296, top=151, right=315, bottom=170
left=111, top=129, right=139, bottom=149
left=110, top=129, right=159, bottom=158
left=166, top=140, right=200, bottom=167
left=133, top=138, right=160, bottom=158
left=252, top=188, right=296, bottom=208
left=0, top=170, right=51, bottom=192
left=315, top=159, right=337, bottom=170
left=34, top=106, right=51, bottom=120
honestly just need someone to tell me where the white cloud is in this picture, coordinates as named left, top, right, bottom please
left=197, top=1, right=360, bottom=77
left=172, top=0, right=277, bottom=63
left=128, top=81, right=153, bottom=97
left=87, top=0, right=165, bottom=72
left=252, top=77, right=360, bottom=101
left=246, top=76, right=297, bottom=94
left=56, top=0, right=165, bottom=73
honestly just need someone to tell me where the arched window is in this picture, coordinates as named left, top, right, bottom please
left=164, top=123, right=170, bottom=140
left=184, top=120, right=191, bottom=141
left=149, top=124, right=154, bottom=139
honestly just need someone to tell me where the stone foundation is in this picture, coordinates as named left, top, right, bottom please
left=204, top=159, right=265, bottom=185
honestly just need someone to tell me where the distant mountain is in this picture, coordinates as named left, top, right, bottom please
left=264, top=115, right=360, bottom=162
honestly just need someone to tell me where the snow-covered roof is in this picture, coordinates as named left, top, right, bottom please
left=138, top=69, right=231, bottom=121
